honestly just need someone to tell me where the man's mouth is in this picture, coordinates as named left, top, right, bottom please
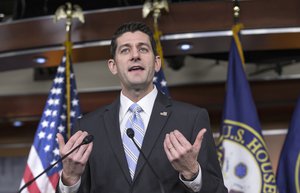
left=128, top=66, right=145, bottom=71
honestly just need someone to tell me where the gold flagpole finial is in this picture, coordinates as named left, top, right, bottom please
left=233, top=0, right=240, bottom=24
left=54, top=2, right=85, bottom=33
left=143, top=0, right=169, bottom=24
left=231, top=0, right=245, bottom=65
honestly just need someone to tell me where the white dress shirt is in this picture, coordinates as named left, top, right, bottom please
left=119, top=86, right=157, bottom=138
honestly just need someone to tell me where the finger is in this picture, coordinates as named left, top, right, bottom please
left=163, top=135, right=173, bottom=161
left=169, top=131, right=184, bottom=152
left=79, top=142, right=93, bottom=163
left=164, top=133, right=174, bottom=150
left=173, top=130, right=191, bottom=148
left=168, top=132, right=181, bottom=157
left=57, top=133, right=66, bottom=154
left=193, top=128, right=207, bottom=152
left=71, top=131, right=89, bottom=154
left=64, top=130, right=83, bottom=151
left=164, top=134, right=175, bottom=157
left=76, top=134, right=91, bottom=157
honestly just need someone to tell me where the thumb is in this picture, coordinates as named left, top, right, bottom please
left=193, top=128, right=207, bottom=152
left=56, top=133, right=66, bottom=151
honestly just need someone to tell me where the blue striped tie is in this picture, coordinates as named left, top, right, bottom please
left=123, top=103, right=145, bottom=179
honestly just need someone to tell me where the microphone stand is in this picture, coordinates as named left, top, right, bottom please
left=127, top=129, right=165, bottom=193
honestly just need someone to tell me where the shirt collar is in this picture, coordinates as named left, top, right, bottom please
left=120, top=86, right=158, bottom=118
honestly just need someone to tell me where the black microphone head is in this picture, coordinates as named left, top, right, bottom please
left=126, top=128, right=135, bottom=139
left=82, top=135, right=94, bottom=144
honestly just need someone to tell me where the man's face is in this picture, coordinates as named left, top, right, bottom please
left=108, top=31, right=161, bottom=93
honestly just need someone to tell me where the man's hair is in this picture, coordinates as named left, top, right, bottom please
left=110, top=22, right=157, bottom=58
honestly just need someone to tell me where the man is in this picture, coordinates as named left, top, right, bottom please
left=57, top=22, right=227, bottom=193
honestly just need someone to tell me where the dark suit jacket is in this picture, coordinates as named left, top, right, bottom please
left=73, top=92, right=227, bottom=193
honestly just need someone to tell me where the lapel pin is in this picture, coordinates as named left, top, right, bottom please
left=160, top=112, right=168, bottom=116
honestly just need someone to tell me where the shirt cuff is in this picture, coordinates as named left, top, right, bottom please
left=179, top=164, right=202, bottom=192
left=59, top=176, right=81, bottom=193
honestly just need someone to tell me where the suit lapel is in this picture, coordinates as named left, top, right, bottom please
left=134, top=92, right=172, bottom=181
left=103, top=99, right=132, bottom=184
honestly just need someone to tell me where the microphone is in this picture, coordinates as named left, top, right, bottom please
left=18, top=134, right=94, bottom=193
left=126, top=128, right=166, bottom=193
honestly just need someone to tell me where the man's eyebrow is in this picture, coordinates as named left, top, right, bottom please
left=118, top=42, right=150, bottom=50
left=137, top=42, right=151, bottom=47
left=118, top=43, right=131, bottom=50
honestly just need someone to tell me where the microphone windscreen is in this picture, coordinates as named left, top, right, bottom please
left=126, top=128, right=135, bottom=138
left=82, top=135, right=94, bottom=144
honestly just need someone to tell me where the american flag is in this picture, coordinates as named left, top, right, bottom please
left=153, top=68, right=169, bottom=96
left=20, top=55, right=81, bottom=193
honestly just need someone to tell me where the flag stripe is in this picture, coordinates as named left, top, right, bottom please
left=23, top=146, right=56, bottom=192
left=49, top=173, right=60, bottom=189
left=22, top=165, right=41, bottom=193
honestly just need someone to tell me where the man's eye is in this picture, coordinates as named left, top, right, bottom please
left=120, top=48, right=129, bottom=53
left=139, top=47, right=148, bottom=53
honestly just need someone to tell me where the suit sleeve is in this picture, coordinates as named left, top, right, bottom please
left=193, top=109, right=228, bottom=193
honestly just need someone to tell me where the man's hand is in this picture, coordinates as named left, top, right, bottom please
left=57, top=130, right=93, bottom=186
left=163, top=129, right=206, bottom=180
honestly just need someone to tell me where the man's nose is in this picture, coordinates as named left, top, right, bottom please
left=130, top=48, right=140, bottom=61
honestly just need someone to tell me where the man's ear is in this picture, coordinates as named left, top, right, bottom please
left=154, top=56, right=162, bottom=72
left=108, top=59, right=118, bottom=75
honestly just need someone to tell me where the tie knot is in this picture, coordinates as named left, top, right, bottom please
left=129, top=103, right=142, bottom=114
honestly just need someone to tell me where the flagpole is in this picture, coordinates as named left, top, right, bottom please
left=153, top=21, right=165, bottom=68
left=142, top=0, right=170, bottom=96
left=143, top=0, right=169, bottom=68
left=54, top=3, right=84, bottom=138
left=216, top=1, right=278, bottom=191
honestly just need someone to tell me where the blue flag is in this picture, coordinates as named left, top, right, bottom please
left=276, top=97, right=300, bottom=193
left=20, top=54, right=81, bottom=193
left=217, top=24, right=278, bottom=193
